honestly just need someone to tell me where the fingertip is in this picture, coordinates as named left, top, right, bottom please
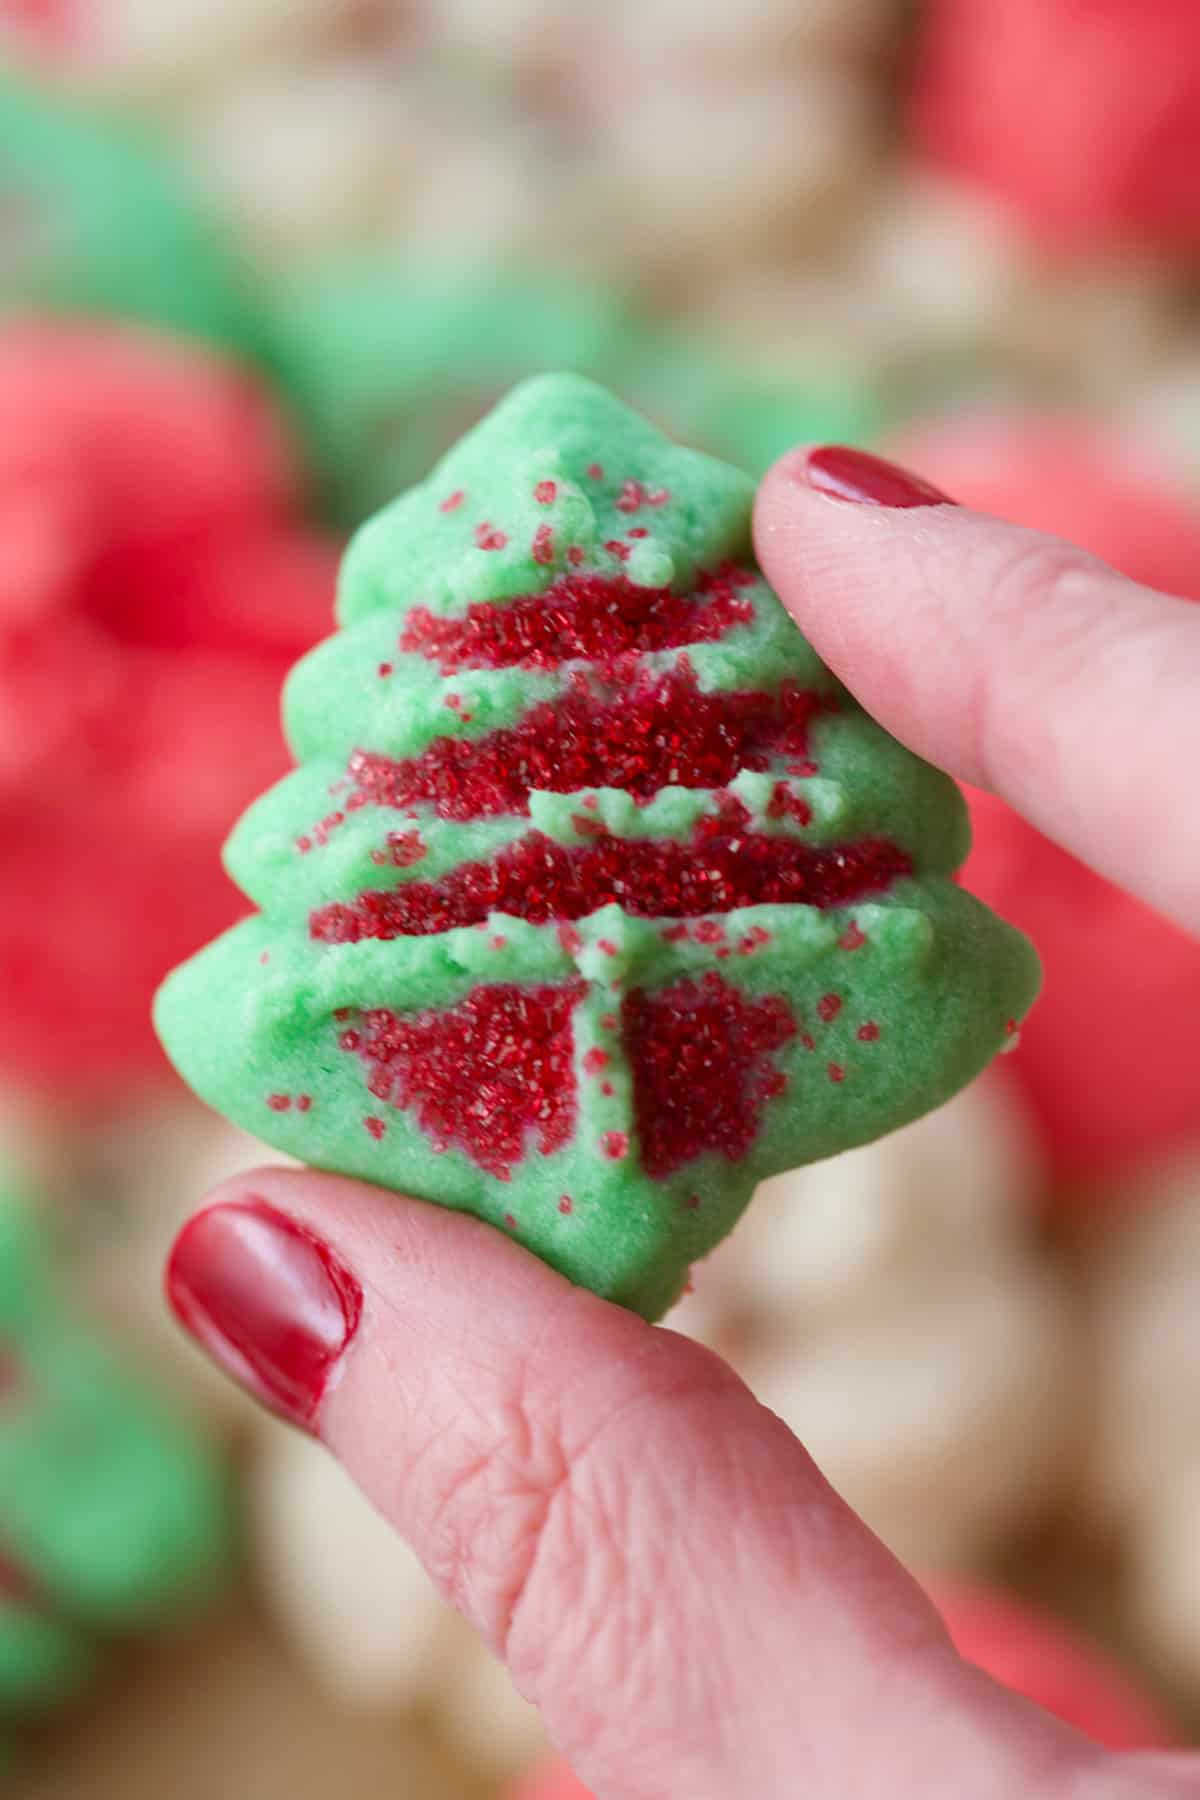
left=758, top=442, right=955, bottom=525
left=753, top=440, right=1200, bottom=925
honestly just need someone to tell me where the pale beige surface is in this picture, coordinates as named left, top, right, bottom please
left=9, top=1603, right=498, bottom=1800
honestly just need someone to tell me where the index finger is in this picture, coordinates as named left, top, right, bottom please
left=753, top=448, right=1200, bottom=933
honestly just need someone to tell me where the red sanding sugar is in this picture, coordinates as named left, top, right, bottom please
left=342, top=983, right=584, bottom=1179
left=310, top=814, right=911, bottom=942
left=624, top=973, right=796, bottom=1178
left=343, top=664, right=830, bottom=821
left=398, top=567, right=755, bottom=673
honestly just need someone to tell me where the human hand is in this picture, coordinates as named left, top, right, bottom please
left=164, top=445, right=1200, bottom=1800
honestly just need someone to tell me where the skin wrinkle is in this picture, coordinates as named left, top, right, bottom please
left=503, top=1350, right=743, bottom=1677
left=517, top=1411, right=754, bottom=1796
left=407, top=1369, right=569, bottom=1643
left=514, top=1375, right=911, bottom=1795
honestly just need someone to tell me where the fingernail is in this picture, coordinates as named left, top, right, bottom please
left=166, top=1200, right=362, bottom=1431
left=801, top=446, right=954, bottom=509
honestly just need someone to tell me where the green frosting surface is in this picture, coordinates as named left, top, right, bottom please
left=156, top=376, right=1039, bottom=1321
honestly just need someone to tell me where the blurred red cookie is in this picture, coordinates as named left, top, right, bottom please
left=891, top=416, right=1200, bottom=1181
left=911, top=0, right=1200, bottom=253
left=0, top=319, right=338, bottom=1100
left=934, top=1582, right=1176, bottom=1752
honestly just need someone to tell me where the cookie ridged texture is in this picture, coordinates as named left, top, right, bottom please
left=156, top=376, right=1039, bottom=1321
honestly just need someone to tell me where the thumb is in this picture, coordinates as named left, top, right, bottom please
left=753, top=446, right=1200, bottom=933
left=166, top=1168, right=1105, bottom=1800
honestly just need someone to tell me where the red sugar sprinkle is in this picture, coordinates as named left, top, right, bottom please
left=444, top=692, right=461, bottom=709
left=534, top=480, right=557, bottom=504
left=788, top=760, right=819, bottom=778
left=817, top=993, right=842, bottom=1023
left=312, top=811, right=910, bottom=944
left=400, top=568, right=754, bottom=675
left=474, top=522, right=508, bottom=552
left=558, top=1195, right=574, bottom=1214
left=440, top=489, right=465, bottom=513
left=693, top=919, right=725, bottom=943
left=587, top=462, right=604, bottom=480
left=333, top=1008, right=353, bottom=1021
left=259, top=952, right=270, bottom=965
left=827, top=1063, right=846, bottom=1084
left=267, top=1094, right=291, bottom=1111
left=801, top=1031, right=816, bottom=1052
left=616, top=479, right=647, bottom=513
left=602, top=1130, right=629, bottom=1160
left=504, top=1213, right=517, bottom=1230
left=364, top=1116, right=386, bottom=1139
left=557, top=923, right=583, bottom=954
left=839, top=922, right=867, bottom=950
left=341, top=985, right=582, bottom=1178
left=766, top=781, right=813, bottom=827
left=384, top=830, right=427, bottom=867
left=684, top=1193, right=701, bottom=1211
left=628, top=526, right=648, bottom=539
left=856, top=1021, right=880, bottom=1042
left=647, top=488, right=670, bottom=507
left=583, top=1047, right=609, bottom=1074
left=600, top=1013, right=616, bottom=1030
left=662, top=923, right=690, bottom=943
left=1005, top=1017, right=1018, bottom=1035
left=297, top=1095, right=313, bottom=1111
left=624, top=975, right=795, bottom=1178
left=567, top=545, right=585, bottom=566
left=378, top=662, right=393, bottom=678
left=532, top=524, right=555, bottom=566
left=600, top=1081, right=614, bottom=1096
left=490, top=934, right=508, bottom=949
left=341, top=665, right=831, bottom=821
left=339, top=1029, right=361, bottom=1051
left=301, top=806, right=348, bottom=852
left=605, top=540, right=631, bottom=562
left=598, top=938, right=618, bottom=956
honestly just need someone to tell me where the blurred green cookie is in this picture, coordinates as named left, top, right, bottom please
left=0, top=70, right=265, bottom=360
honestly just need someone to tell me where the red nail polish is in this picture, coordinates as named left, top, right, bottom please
left=166, top=1200, right=362, bottom=1431
left=802, top=446, right=953, bottom=509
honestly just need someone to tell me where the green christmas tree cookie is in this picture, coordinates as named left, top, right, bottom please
left=156, top=375, right=1039, bottom=1322
left=0, top=1162, right=231, bottom=1720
